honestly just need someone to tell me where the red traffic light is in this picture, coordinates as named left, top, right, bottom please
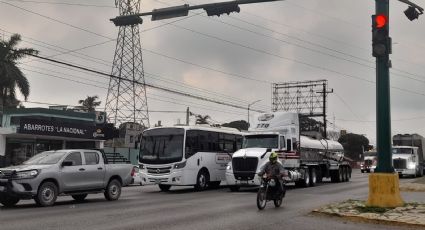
left=375, top=14, right=387, bottom=28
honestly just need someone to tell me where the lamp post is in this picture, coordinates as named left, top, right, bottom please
left=248, top=100, right=262, bottom=128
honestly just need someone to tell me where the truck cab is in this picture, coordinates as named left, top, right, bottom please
left=392, top=146, right=423, bottom=177
left=361, top=151, right=377, bottom=173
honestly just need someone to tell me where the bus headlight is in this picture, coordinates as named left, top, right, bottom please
left=174, top=161, right=186, bottom=169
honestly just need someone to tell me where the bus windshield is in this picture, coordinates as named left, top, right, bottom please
left=243, top=135, right=278, bottom=149
left=392, top=148, right=413, bottom=155
left=140, top=128, right=184, bottom=164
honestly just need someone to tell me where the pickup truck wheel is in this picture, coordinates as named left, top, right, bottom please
left=0, top=195, right=20, bottom=207
left=229, top=186, right=240, bottom=192
left=35, top=182, right=58, bottom=207
left=72, top=194, right=88, bottom=202
left=104, top=179, right=122, bottom=201
left=158, top=184, right=171, bottom=192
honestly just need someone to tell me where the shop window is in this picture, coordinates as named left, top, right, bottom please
left=64, top=152, right=82, bottom=166
left=84, top=152, right=99, bottom=165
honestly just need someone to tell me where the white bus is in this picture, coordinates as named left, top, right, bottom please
left=138, top=126, right=243, bottom=191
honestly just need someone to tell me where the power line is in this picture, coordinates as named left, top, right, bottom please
left=3, top=0, right=116, bottom=8
left=18, top=54, right=264, bottom=112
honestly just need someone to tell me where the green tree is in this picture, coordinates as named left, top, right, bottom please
left=78, top=95, right=101, bottom=112
left=338, top=133, right=370, bottom=161
left=222, top=120, right=249, bottom=131
left=0, top=34, right=38, bottom=110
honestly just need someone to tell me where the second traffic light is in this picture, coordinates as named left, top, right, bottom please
left=203, top=3, right=240, bottom=17
left=372, top=14, right=391, bottom=57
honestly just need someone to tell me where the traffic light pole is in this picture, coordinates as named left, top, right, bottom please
left=374, top=0, right=393, bottom=174
left=367, top=0, right=403, bottom=208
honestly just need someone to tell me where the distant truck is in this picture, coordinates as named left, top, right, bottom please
left=361, top=151, right=377, bottom=173
left=225, top=112, right=351, bottom=191
left=392, top=134, right=425, bottom=177
left=0, top=149, right=133, bottom=207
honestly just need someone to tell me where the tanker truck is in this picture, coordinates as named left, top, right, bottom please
left=225, top=112, right=351, bottom=191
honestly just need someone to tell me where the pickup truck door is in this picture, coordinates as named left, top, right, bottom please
left=81, top=151, right=105, bottom=189
left=60, top=151, right=85, bottom=191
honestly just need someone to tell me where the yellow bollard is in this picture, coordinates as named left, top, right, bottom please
left=367, top=173, right=404, bottom=208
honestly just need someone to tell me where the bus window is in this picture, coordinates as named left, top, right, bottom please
left=185, top=130, right=199, bottom=158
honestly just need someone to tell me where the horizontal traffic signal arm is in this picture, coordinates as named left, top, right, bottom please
left=110, top=0, right=283, bottom=25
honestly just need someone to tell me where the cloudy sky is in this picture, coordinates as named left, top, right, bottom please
left=1, top=0, right=425, bottom=144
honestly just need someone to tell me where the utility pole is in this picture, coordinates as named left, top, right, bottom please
left=186, top=107, right=190, bottom=126
left=367, top=0, right=423, bottom=208
left=317, top=82, right=333, bottom=139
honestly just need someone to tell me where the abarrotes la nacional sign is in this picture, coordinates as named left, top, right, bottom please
left=18, top=118, right=97, bottom=139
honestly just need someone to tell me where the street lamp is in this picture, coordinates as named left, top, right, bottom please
left=248, top=99, right=262, bottom=128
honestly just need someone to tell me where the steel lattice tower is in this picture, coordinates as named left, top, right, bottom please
left=105, top=0, right=150, bottom=127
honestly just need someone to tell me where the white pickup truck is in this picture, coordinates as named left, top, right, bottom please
left=0, top=149, right=133, bottom=207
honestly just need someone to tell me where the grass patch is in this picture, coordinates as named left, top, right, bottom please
left=355, top=206, right=391, bottom=214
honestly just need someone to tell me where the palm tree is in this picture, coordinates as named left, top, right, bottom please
left=0, top=34, right=38, bottom=110
left=78, top=95, right=101, bottom=112
left=195, top=114, right=210, bottom=125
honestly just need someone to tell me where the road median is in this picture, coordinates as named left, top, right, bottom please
left=313, top=199, right=425, bottom=227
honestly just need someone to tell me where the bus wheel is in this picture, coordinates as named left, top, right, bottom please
left=158, top=184, right=171, bottom=192
left=209, top=181, right=221, bottom=189
left=195, top=169, right=209, bottom=191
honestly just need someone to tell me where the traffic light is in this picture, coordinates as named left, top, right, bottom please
left=404, top=6, right=421, bottom=21
left=110, top=15, right=143, bottom=27
left=372, top=14, right=391, bottom=57
left=203, top=3, right=240, bottom=17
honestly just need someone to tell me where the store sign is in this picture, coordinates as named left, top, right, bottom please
left=19, top=118, right=97, bottom=139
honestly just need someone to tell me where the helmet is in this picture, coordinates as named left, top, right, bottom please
left=269, top=152, right=278, bottom=163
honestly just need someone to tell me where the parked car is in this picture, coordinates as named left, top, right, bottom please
left=131, top=166, right=142, bottom=186
left=0, top=149, right=133, bottom=207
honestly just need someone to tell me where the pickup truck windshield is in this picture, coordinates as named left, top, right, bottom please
left=23, top=151, right=67, bottom=165
left=140, top=128, right=184, bottom=164
left=392, top=148, right=413, bottom=154
left=243, top=135, right=278, bottom=149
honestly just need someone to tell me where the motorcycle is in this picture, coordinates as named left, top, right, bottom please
left=256, top=175, right=286, bottom=210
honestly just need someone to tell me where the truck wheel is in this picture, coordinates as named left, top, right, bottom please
left=72, top=194, right=88, bottom=202
left=194, top=169, right=209, bottom=191
left=158, top=184, right=171, bottom=192
left=298, top=168, right=310, bottom=187
left=330, top=170, right=339, bottom=183
left=104, top=179, right=122, bottom=201
left=338, top=167, right=344, bottom=182
left=229, top=186, right=240, bottom=192
left=0, top=195, right=20, bottom=208
left=35, top=182, right=58, bottom=207
left=345, top=167, right=351, bottom=182
left=309, top=168, right=317, bottom=187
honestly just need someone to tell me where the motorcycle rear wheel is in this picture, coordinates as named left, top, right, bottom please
left=273, top=197, right=283, bottom=207
left=257, top=188, right=267, bottom=210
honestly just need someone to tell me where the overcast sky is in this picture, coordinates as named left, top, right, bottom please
left=1, top=0, right=425, bottom=145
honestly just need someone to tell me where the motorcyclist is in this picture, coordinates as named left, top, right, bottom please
left=258, top=152, right=287, bottom=195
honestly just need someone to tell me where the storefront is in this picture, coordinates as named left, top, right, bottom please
left=0, top=108, right=105, bottom=167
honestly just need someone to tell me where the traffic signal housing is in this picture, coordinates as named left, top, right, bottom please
left=404, top=6, right=421, bottom=21
left=111, top=15, right=143, bottom=27
left=372, top=14, right=391, bottom=58
left=203, top=3, right=240, bottom=17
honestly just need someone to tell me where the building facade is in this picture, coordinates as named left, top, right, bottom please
left=0, top=108, right=105, bottom=167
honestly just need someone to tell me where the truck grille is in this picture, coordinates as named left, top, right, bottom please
left=364, top=159, right=373, bottom=166
left=232, top=157, right=258, bottom=180
left=0, top=170, right=14, bottom=179
left=393, top=158, right=407, bottom=169
left=147, top=167, right=171, bottom=175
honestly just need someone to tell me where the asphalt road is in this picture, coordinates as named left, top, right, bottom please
left=0, top=170, right=422, bottom=230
